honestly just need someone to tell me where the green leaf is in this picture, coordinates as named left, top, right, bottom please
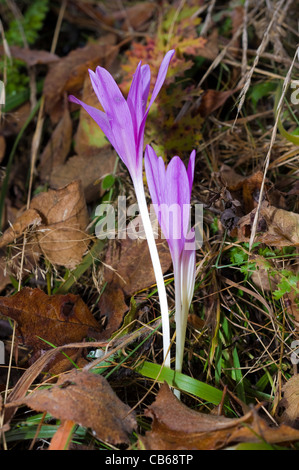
left=138, top=361, right=223, bottom=404
left=101, top=174, right=116, bottom=191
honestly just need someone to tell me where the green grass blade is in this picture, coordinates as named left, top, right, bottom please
left=138, top=361, right=223, bottom=404
left=232, top=346, right=246, bottom=404
left=54, top=238, right=105, bottom=294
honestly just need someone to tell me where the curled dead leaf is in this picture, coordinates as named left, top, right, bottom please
left=0, top=209, right=41, bottom=249
left=38, top=98, right=73, bottom=181
left=141, top=383, right=299, bottom=450
left=0, top=287, right=101, bottom=356
left=280, top=375, right=299, bottom=429
left=44, top=35, right=118, bottom=122
left=197, top=88, right=240, bottom=118
left=0, top=181, right=89, bottom=270
left=6, top=369, right=136, bottom=445
left=98, top=218, right=172, bottom=339
left=49, top=151, right=116, bottom=203
left=0, top=45, right=58, bottom=66
left=31, top=180, right=90, bottom=268
left=235, top=201, right=299, bottom=247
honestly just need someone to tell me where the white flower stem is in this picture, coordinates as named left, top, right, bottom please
left=133, top=179, right=171, bottom=368
left=172, top=260, right=182, bottom=399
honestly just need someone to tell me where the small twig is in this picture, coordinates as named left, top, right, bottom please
left=200, top=0, right=216, bottom=38
left=248, top=45, right=299, bottom=251
left=233, top=0, right=286, bottom=125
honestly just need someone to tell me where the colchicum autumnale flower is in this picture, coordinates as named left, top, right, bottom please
left=145, top=145, right=196, bottom=384
left=69, top=51, right=175, bottom=367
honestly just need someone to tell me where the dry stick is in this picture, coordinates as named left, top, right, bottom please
left=175, top=1, right=261, bottom=123
left=241, top=0, right=249, bottom=79
left=200, top=0, right=216, bottom=38
left=233, top=0, right=286, bottom=125
left=248, top=45, right=299, bottom=251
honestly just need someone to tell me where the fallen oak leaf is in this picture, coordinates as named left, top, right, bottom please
left=44, top=35, right=118, bottom=123
left=38, top=97, right=73, bottom=181
left=48, top=151, right=117, bottom=203
left=31, top=180, right=90, bottom=268
left=4, top=339, right=108, bottom=425
left=197, top=88, right=241, bottom=118
left=141, top=383, right=299, bottom=450
left=280, top=375, right=299, bottom=429
left=0, top=181, right=90, bottom=269
left=98, top=219, right=172, bottom=339
left=0, top=45, right=58, bottom=67
left=0, top=209, right=41, bottom=249
left=0, top=287, right=101, bottom=357
left=6, top=369, right=136, bottom=446
left=234, top=201, right=299, bottom=247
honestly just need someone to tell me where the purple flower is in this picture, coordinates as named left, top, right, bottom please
left=145, top=145, right=196, bottom=377
left=144, top=145, right=195, bottom=261
left=69, top=50, right=175, bottom=185
left=69, top=51, right=175, bottom=368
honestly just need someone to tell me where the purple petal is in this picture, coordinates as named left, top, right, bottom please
left=144, top=145, right=166, bottom=208
left=89, top=67, right=138, bottom=177
left=145, top=145, right=170, bottom=239
left=140, top=64, right=151, bottom=113
left=68, top=95, right=116, bottom=148
left=127, top=62, right=143, bottom=139
left=165, top=157, right=190, bottom=257
left=187, top=150, right=196, bottom=196
left=145, top=50, right=175, bottom=114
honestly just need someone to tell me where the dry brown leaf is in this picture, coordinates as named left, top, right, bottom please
left=96, top=217, right=171, bottom=339
left=97, top=284, right=129, bottom=341
left=0, top=102, right=31, bottom=137
left=97, top=223, right=172, bottom=338
left=0, top=287, right=101, bottom=356
left=235, top=201, right=299, bottom=247
left=197, top=88, right=240, bottom=118
left=0, top=45, right=58, bottom=66
left=44, top=35, right=118, bottom=122
left=0, top=209, right=41, bottom=249
left=141, top=383, right=299, bottom=450
left=62, top=1, right=156, bottom=33
left=7, top=369, right=136, bottom=445
left=111, top=2, right=156, bottom=31
left=0, top=181, right=90, bottom=285
left=38, top=98, right=73, bottom=181
left=31, top=180, right=90, bottom=268
left=103, top=224, right=171, bottom=297
left=49, top=151, right=116, bottom=203
left=280, top=376, right=299, bottom=428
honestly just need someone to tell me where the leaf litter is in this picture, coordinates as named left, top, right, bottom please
left=0, top=0, right=299, bottom=451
